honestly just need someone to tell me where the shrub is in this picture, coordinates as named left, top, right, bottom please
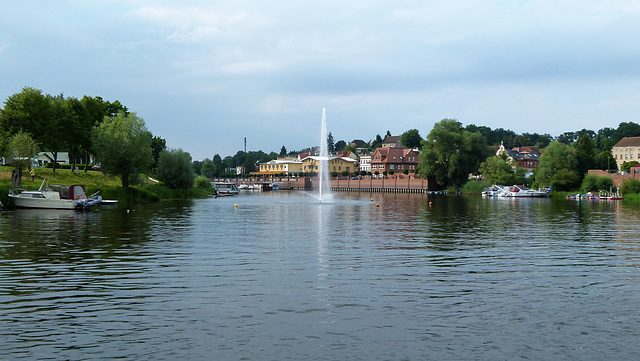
left=580, top=174, right=598, bottom=193
left=595, top=176, right=614, bottom=192
left=621, top=178, right=640, bottom=194
left=157, top=148, right=195, bottom=190
left=194, top=175, right=213, bottom=191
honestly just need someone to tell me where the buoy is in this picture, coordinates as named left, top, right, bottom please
left=370, top=198, right=374, bottom=202
left=376, top=203, right=380, bottom=207
left=234, top=204, right=238, bottom=209
left=429, top=201, right=433, bottom=206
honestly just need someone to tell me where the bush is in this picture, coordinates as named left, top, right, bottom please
left=194, top=175, right=213, bottom=191
left=157, top=148, right=195, bottom=190
left=580, top=174, right=598, bottom=193
left=596, top=176, right=614, bottom=192
left=621, top=178, right=640, bottom=194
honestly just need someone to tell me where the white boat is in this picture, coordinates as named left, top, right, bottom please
left=8, top=180, right=102, bottom=209
left=213, top=182, right=239, bottom=195
left=505, top=185, right=548, bottom=198
left=482, top=185, right=508, bottom=197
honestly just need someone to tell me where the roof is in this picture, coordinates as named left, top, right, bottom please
left=614, top=137, right=640, bottom=148
left=371, top=147, right=419, bottom=164
left=303, top=156, right=358, bottom=163
left=382, top=135, right=401, bottom=146
left=350, top=139, right=366, bottom=148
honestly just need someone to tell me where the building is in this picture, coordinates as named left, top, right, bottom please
left=370, top=147, right=419, bottom=176
left=257, top=159, right=303, bottom=175
left=301, top=156, right=358, bottom=175
left=612, top=136, right=640, bottom=171
left=359, top=154, right=372, bottom=173
left=382, top=135, right=402, bottom=148
left=496, top=143, right=540, bottom=169
left=33, top=152, right=70, bottom=167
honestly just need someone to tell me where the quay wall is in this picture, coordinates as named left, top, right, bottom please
left=224, top=176, right=438, bottom=194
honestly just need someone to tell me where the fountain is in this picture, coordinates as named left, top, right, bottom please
left=317, top=108, right=333, bottom=203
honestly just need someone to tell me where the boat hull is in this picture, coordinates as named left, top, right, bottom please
left=9, top=195, right=79, bottom=209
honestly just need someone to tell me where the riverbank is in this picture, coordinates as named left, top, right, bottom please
left=0, top=167, right=213, bottom=206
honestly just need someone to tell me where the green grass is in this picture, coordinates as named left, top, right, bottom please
left=0, top=167, right=213, bottom=206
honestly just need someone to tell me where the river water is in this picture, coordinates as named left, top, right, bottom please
left=1, top=191, right=639, bottom=360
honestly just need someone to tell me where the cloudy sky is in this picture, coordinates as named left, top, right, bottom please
left=1, top=1, right=639, bottom=160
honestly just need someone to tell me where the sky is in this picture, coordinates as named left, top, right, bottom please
left=1, top=1, right=639, bottom=161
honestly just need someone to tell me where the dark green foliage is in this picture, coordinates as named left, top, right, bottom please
left=400, top=129, right=422, bottom=149
left=535, top=141, right=580, bottom=191
left=421, top=119, right=491, bottom=187
left=157, top=148, right=195, bottom=190
left=621, top=161, right=639, bottom=173
left=575, top=132, right=596, bottom=177
left=621, top=178, right=640, bottom=194
left=91, top=111, right=153, bottom=190
left=194, top=175, right=213, bottom=191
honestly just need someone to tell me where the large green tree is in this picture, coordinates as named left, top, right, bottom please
left=156, top=148, right=194, bottom=190
left=420, top=119, right=490, bottom=188
left=401, top=129, right=422, bottom=149
left=575, top=132, right=596, bottom=177
left=91, top=111, right=153, bottom=190
left=535, top=141, right=580, bottom=191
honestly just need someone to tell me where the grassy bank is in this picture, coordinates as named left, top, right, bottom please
left=0, top=167, right=213, bottom=206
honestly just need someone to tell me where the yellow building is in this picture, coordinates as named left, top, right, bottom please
left=613, top=137, right=640, bottom=171
left=302, top=156, right=358, bottom=174
left=257, top=159, right=303, bottom=175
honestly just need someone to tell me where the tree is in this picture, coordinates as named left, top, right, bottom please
left=156, top=148, right=195, bottom=190
left=621, top=161, right=639, bottom=173
left=327, top=132, right=335, bottom=154
left=151, top=136, right=167, bottom=172
left=401, top=129, right=422, bottom=149
left=535, top=141, right=579, bottom=191
left=595, top=150, right=616, bottom=172
left=371, top=134, right=383, bottom=149
left=479, top=156, right=516, bottom=185
left=6, top=131, right=39, bottom=187
left=280, top=145, right=287, bottom=157
left=91, top=111, right=153, bottom=190
left=575, top=132, right=596, bottom=177
left=201, top=158, right=215, bottom=178
left=335, top=140, right=347, bottom=152
left=242, top=155, right=255, bottom=174
left=420, top=119, right=490, bottom=188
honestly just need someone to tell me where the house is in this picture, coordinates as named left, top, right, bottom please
left=382, top=135, right=402, bottom=148
left=359, top=154, right=372, bottom=173
left=612, top=136, right=640, bottom=171
left=33, top=152, right=70, bottom=167
left=335, top=151, right=358, bottom=161
left=349, top=139, right=367, bottom=148
left=370, top=147, right=419, bottom=176
left=257, top=158, right=303, bottom=175
left=301, top=156, right=358, bottom=175
left=496, top=143, right=540, bottom=169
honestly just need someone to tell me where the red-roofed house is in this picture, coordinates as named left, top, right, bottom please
left=370, top=147, right=419, bottom=176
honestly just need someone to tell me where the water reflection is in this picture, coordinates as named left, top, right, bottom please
left=1, top=193, right=640, bottom=360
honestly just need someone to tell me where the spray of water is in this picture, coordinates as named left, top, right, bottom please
left=318, top=108, right=332, bottom=203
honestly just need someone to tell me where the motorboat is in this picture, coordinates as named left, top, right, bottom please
left=505, top=185, right=548, bottom=197
left=8, top=179, right=102, bottom=209
left=482, top=185, right=508, bottom=197
left=213, top=182, right=239, bottom=195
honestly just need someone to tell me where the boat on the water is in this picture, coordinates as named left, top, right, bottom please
left=8, top=180, right=102, bottom=210
left=213, top=182, right=240, bottom=195
left=482, top=184, right=548, bottom=198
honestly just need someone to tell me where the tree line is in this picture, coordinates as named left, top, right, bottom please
left=0, top=87, right=203, bottom=191
left=417, top=118, right=640, bottom=192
